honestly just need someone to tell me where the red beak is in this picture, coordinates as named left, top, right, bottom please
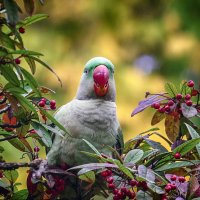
left=93, top=65, right=109, bottom=97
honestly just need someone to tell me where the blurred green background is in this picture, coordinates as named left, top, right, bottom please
left=3, top=0, right=200, bottom=189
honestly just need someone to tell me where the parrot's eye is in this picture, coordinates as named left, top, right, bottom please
left=84, top=70, right=89, bottom=74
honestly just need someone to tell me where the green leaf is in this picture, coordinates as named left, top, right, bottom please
left=0, top=146, right=4, bottom=153
left=31, top=121, right=52, bottom=147
left=155, top=160, right=200, bottom=172
left=40, top=123, right=63, bottom=138
left=4, top=84, right=27, bottom=94
left=0, top=33, right=15, bottom=49
left=24, top=56, right=36, bottom=74
left=136, top=190, right=153, bottom=200
left=4, top=0, right=19, bottom=25
left=147, top=183, right=165, bottom=194
left=8, top=138, right=26, bottom=152
left=82, top=139, right=101, bottom=156
left=151, top=111, right=166, bottom=126
left=79, top=171, right=95, bottom=183
left=4, top=170, right=18, bottom=183
left=0, top=64, right=20, bottom=86
left=173, top=138, right=200, bottom=156
left=164, top=82, right=178, bottom=98
left=13, top=93, right=38, bottom=115
left=19, top=14, right=48, bottom=26
left=23, top=0, right=35, bottom=15
left=124, top=149, right=144, bottom=164
left=142, top=149, right=159, bottom=160
left=8, top=50, right=43, bottom=56
left=185, top=123, right=200, bottom=156
left=41, top=110, right=70, bottom=137
left=114, top=160, right=134, bottom=179
left=11, top=189, right=28, bottom=200
left=144, top=138, right=168, bottom=153
left=20, top=68, right=41, bottom=96
left=138, top=165, right=155, bottom=183
left=29, top=56, right=62, bottom=86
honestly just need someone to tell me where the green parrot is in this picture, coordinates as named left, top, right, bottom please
left=47, top=57, right=124, bottom=167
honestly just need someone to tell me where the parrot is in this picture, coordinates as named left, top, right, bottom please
left=47, top=57, right=124, bottom=167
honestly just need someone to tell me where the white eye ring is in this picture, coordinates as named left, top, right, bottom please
left=84, top=70, right=88, bottom=74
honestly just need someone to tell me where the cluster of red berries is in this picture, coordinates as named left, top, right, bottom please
left=151, top=80, right=198, bottom=114
left=38, top=98, right=56, bottom=110
left=101, top=169, right=148, bottom=200
left=34, top=146, right=40, bottom=153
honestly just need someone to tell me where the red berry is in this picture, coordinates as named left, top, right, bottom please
left=170, top=183, right=177, bottom=190
left=19, top=27, right=25, bottom=33
left=101, top=170, right=108, bottom=177
left=140, top=181, right=148, bottom=190
left=50, top=105, right=56, bottom=110
left=106, top=169, right=112, bottom=176
left=170, top=175, right=177, bottom=181
left=176, top=94, right=182, bottom=100
left=108, top=183, right=115, bottom=189
left=106, top=177, right=114, bottom=184
left=127, top=191, right=136, bottom=199
left=168, top=100, right=174, bottom=106
left=165, top=185, right=172, bottom=192
left=185, top=94, right=191, bottom=100
left=38, top=100, right=45, bottom=107
left=15, top=58, right=21, bottom=64
left=178, top=176, right=186, bottom=183
left=121, top=187, right=127, bottom=193
left=191, top=89, right=198, bottom=96
left=41, top=98, right=47, bottom=103
left=113, top=195, right=120, bottom=200
left=158, top=107, right=165, bottom=113
left=34, top=146, right=40, bottom=152
left=186, top=100, right=193, bottom=106
left=174, top=152, right=181, bottom=159
left=50, top=100, right=56, bottom=107
left=113, top=188, right=119, bottom=195
left=153, top=103, right=160, bottom=109
left=30, top=129, right=36, bottom=134
left=116, top=191, right=124, bottom=199
left=129, top=179, right=138, bottom=187
left=0, top=172, right=3, bottom=178
left=187, top=80, right=194, bottom=87
left=164, top=105, right=170, bottom=112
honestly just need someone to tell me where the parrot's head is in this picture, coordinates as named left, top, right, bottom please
left=76, top=57, right=116, bottom=101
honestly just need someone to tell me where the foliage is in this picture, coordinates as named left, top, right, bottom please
left=0, top=1, right=200, bottom=200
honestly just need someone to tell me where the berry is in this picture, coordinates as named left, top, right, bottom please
left=153, top=103, right=160, bottom=109
left=19, top=27, right=25, bottom=33
left=187, top=80, right=194, bottom=87
left=164, top=105, right=170, bottom=112
left=127, top=191, right=135, bottom=199
left=113, top=188, right=119, bottom=195
left=191, top=89, right=198, bottom=96
left=108, top=183, right=115, bottom=189
left=15, top=58, right=21, bottom=64
left=174, top=152, right=181, bottom=159
left=106, top=177, right=114, bottom=184
left=34, top=146, right=40, bottom=152
left=178, top=176, right=186, bottom=183
left=170, top=183, right=177, bottom=190
left=30, top=129, right=36, bottom=134
left=101, top=170, right=108, bottom=177
left=170, top=175, right=177, bottom=181
left=186, top=100, right=192, bottom=106
left=158, top=107, right=165, bottom=113
left=113, top=195, right=120, bottom=200
left=176, top=94, right=182, bottom=100
left=121, top=187, right=127, bottom=193
left=41, top=98, right=47, bottom=103
left=106, top=169, right=112, bottom=176
left=168, top=100, right=174, bottom=106
left=50, top=105, right=56, bottom=110
left=165, top=185, right=172, bottom=192
left=38, top=100, right=45, bottom=107
left=50, top=100, right=56, bottom=107
left=185, top=94, right=191, bottom=100
left=0, top=172, right=3, bottom=178
left=129, top=179, right=138, bottom=187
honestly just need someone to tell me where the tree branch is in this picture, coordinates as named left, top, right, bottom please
left=0, top=135, right=18, bottom=142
